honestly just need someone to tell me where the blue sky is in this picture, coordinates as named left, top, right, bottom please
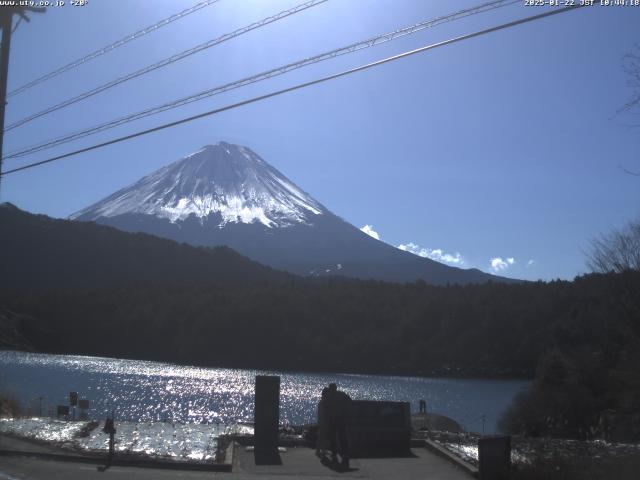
left=1, top=0, right=639, bottom=281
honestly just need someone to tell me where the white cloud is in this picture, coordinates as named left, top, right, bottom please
left=360, top=224, right=380, bottom=240
left=398, top=242, right=419, bottom=253
left=490, top=258, right=508, bottom=271
left=526, top=259, right=535, bottom=268
left=490, top=256, right=516, bottom=272
left=398, top=242, right=464, bottom=266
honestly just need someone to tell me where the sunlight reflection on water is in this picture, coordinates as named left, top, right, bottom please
left=0, top=418, right=253, bottom=460
left=0, top=351, right=529, bottom=433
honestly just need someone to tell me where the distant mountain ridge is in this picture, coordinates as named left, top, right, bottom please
left=0, top=203, right=290, bottom=290
left=72, top=142, right=515, bottom=285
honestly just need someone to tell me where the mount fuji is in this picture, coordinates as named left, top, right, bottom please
left=71, top=142, right=510, bottom=285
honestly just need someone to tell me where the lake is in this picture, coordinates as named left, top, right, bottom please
left=0, top=351, right=529, bottom=434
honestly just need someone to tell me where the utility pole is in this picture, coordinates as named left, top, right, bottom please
left=0, top=5, right=45, bottom=195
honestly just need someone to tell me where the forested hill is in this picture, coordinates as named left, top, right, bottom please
left=0, top=203, right=292, bottom=289
left=2, top=271, right=639, bottom=381
left=3, top=201, right=640, bottom=438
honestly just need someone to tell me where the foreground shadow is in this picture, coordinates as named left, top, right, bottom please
left=254, top=450, right=282, bottom=465
left=318, top=453, right=359, bottom=473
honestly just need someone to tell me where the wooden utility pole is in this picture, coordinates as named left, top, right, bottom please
left=0, top=6, right=45, bottom=194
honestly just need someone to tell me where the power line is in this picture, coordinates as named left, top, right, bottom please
left=4, top=0, right=328, bottom=131
left=1, top=4, right=586, bottom=178
left=5, top=0, right=520, bottom=161
left=11, top=16, right=22, bottom=34
left=7, top=0, right=222, bottom=98
left=0, top=5, right=45, bottom=196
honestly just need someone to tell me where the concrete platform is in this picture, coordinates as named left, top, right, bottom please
left=0, top=456, right=220, bottom=479
left=0, top=435, right=473, bottom=479
left=233, top=445, right=472, bottom=479
left=0, top=433, right=65, bottom=455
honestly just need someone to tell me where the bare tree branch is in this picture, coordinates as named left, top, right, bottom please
left=619, top=165, right=640, bottom=176
left=618, top=44, right=640, bottom=175
left=587, top=219, right=640, bottom=273
left=621, top=44, right=640, bottom=114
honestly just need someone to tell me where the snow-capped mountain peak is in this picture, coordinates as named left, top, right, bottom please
left=71, top=142, right=325, bottom=228
left=71, top=141, right=513, bottom=285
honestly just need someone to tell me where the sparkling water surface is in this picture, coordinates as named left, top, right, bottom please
left=0, top=417, right=245, bottom=460
left=0, top=351, right=529, bottom=434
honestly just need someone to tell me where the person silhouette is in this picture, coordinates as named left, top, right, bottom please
left=316, top=387, right=330, bottom=455
left=325, top=383, right=351, bottom=468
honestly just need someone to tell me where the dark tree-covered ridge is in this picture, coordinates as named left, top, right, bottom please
left=3, top=272, right=638, bottom=380
left=0, top=202, right=292, bottom=289
left=2, top=203, right=639, bottom=440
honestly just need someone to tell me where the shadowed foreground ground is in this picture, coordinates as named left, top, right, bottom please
left=0, top=434, right=471, bottom=479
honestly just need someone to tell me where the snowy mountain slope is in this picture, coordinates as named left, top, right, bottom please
left=72, top=142, right=515, bottom=285
left=72, top=142, right=325, bottom=227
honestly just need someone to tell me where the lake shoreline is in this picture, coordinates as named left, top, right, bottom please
left=0, top=348, right=534, bottom=381
left=0, top=350, right=530, bottom=435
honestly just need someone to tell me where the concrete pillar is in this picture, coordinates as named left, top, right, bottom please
left=254, top=375, right=280, bottom=458
left=478, top=435, right=511, bottom=480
